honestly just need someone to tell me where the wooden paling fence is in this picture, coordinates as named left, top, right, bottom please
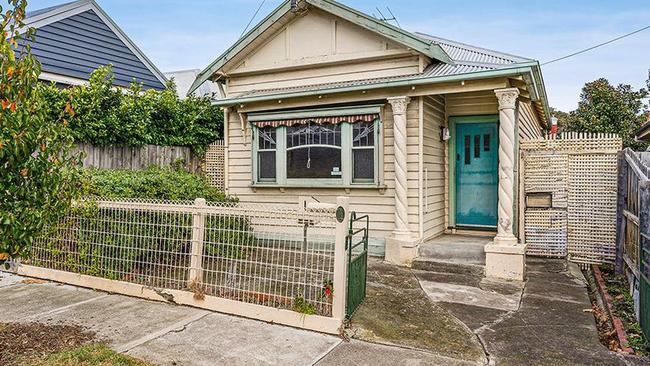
left=521, top=133, right=622, bottom=264
left=72, top=141, right=226, bottom=191
left=616, top=148, right=650, bottom=339
left=73, top=143, right=202, bottom=173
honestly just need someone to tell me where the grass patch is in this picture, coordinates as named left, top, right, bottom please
left=0, top=322, right=149, bottom=366
left=601, top=265, right=650, bottom=356
left=28, top=344, right=151, bottom=366
left=0, top=322, right=95, bottom=366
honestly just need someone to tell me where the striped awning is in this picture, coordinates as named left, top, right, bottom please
left=254, top=113, right=379, bottom=128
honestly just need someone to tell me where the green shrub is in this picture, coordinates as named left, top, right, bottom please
left=29, top=167, right=254, bottom=283
left=83, top=166, right=228, bottom=202
left=40, top=66, right=223, bottom=155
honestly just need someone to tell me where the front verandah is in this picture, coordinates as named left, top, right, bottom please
left=384, top=88, right=527, bottom=281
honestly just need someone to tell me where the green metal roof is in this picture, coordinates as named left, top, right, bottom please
left=188, top=0, right=453, bottom=95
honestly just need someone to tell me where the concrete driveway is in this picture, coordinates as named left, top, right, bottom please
left=0, top=272, right=475, bottom=366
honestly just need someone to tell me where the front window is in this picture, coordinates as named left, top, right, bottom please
left=287, top=124, right=342, bottom=179
left=257, top=126, right=276, bottom=181
left=253, top=118, right=380, bottom=186
left=352, top=122, right=375, bottom=182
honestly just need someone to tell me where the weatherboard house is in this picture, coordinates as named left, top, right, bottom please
left=190, top=0, right=551, bottom=280
left=19, top=0, right=166, bottom=90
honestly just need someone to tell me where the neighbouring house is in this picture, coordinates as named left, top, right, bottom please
left=19, top=0, right=166, bottom=90
left=636, top=113, right=650, bottom=144
left=164, top=69, right=221, bottom=99
left=190, top=0, right=551, bottom=280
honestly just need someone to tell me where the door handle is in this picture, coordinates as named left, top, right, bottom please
left=456, top=153, right=460, bottom=161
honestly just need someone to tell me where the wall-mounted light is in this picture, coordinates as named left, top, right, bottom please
left=440, top=127, right=450, bottom=141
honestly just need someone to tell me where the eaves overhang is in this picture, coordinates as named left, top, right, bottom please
left=212, top=62, right=544, bottom=107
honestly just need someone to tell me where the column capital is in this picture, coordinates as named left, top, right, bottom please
left=494, top=88, right=520, bottom=110
left=387, top=96, right=411, bottom=115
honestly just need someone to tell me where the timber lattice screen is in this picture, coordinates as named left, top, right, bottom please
left=204, top=140, right=225, bottom=190
left=521, top=133, right=622, bottom=264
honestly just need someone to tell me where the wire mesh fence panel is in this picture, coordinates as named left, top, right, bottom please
left=28, top=198, right=338, bottom=317
left=200, top=203, right=337, bottom=316
left=30, top=203, right=193, bottom=290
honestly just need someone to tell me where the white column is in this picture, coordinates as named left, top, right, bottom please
left=385, top=96, right=419, bottom=266
left=387, top=96, right=412, bottom=240
left=494, top=88, right=519, bottom=245
left=484, top=88, right=526, bottom=281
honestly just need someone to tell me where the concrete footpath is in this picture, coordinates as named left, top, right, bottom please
left=0, top=272, right=474, bottom=366
left=1, top=258, right=647, bottom=365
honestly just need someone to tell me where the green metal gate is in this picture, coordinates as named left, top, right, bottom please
left=346, top=212, right=368, bottom=318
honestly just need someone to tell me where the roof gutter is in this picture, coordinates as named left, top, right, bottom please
left=531, top=62, right=553, bottom=124
left=212, top=62, right=542, bottom=107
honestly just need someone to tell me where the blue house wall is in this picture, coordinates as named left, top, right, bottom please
left=20, top=9, right=165, bottom=90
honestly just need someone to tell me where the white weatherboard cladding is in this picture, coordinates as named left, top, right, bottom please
left=226, top=101, right=424, bottom=255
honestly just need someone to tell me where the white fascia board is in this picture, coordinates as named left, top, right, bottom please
left=40, top=71, right=88, bottom=86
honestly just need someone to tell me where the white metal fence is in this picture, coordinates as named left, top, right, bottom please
left=19, top=197, right=351, bottom=334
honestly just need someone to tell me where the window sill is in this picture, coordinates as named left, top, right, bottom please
left=250, top=182, right=388, bottom=193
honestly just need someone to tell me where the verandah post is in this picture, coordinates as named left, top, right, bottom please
left=332, top=196, right=350, bottom=322
left=188, top=198, right=206, bottom=285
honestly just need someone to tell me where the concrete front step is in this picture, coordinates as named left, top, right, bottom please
left=417, top=234, right=489, bottom=262
left=411, top=258, right=485, bottom=277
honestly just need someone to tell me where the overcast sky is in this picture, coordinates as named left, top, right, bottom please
left=27, top=0, right=650, bottom=112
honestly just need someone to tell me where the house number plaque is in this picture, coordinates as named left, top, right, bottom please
left=336, top=207, right=345, bottom=223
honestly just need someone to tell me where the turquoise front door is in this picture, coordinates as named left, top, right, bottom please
left=455, top=122, right=498, bottom=227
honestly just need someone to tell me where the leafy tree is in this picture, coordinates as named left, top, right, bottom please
left=555, top=78, right=649, bottom=150
left=0, top=0, right=82, bottom=262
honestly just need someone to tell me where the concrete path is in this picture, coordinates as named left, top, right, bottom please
left=0, top=272, right=473, bottom=365
left=2, top=257, right=645, bottom=365
left=0, top=273, right=339, bottom=365
left=414, top=257, right=642, bottom=366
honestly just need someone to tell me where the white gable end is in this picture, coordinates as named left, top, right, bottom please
left=232, top=9, right=412, bottom=73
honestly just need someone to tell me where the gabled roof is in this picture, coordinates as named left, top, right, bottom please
left=211, top=30, right=551, bottom=124
left=20, top=0, right=167, bottom=90
left=214, top=32, right=541, bottom=104
left=188, top=0, right=454, bottom=95
left=199, top=1, right=550, bottom=124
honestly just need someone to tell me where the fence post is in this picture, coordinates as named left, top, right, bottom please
left=616, top=151, right=628, bottom=274
left=332, top=196, right=350, bottom=322
left=188, top=198, right=206, bottom=285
